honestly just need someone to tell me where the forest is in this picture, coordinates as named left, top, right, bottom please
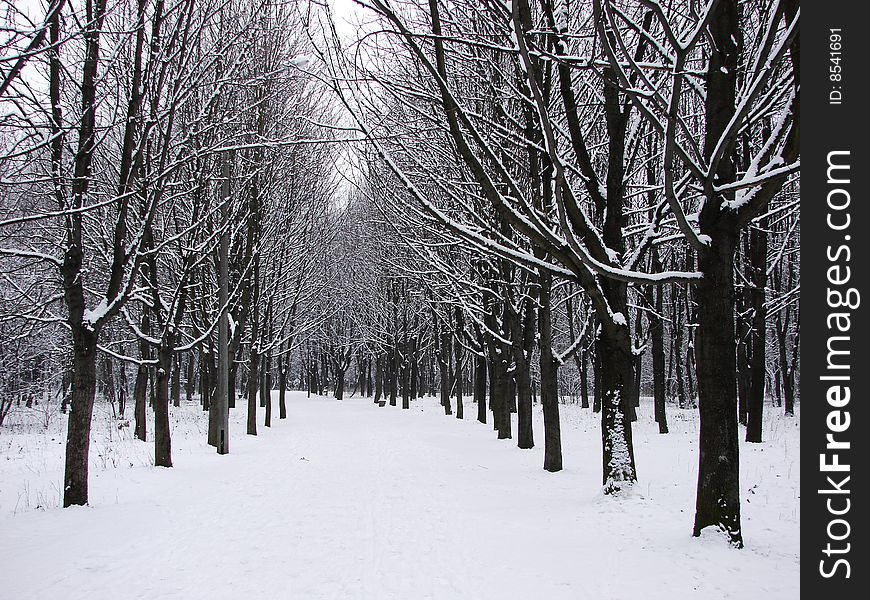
left=1, top=0, right=799, bottom=597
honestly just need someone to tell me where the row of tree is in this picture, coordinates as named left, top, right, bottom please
left=0, top=0, right=799, bottom=550
left=0, top=0, right=340, bottom=503
left=307, top=0, right=799, bottom=548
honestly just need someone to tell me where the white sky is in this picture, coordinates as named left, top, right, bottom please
left=328, top=0, right=374, bottom=43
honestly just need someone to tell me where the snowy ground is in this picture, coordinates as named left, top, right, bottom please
left=0, top=392, right=799, bottom=600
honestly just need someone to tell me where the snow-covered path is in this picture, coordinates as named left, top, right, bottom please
left=1, top=393, right=799, bottom=600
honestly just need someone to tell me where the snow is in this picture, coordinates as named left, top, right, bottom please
left=602, top=390, right=634, bottom=494
left=1, top=393, right=799, bottom=599
left=83, top=299, right=110, bottom=328
left=288, top=55, right=315, bottom=69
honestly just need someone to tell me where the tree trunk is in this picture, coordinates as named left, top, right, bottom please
left=259, top=355, right=267, bottom=407
left=692, top=0, right=744, bottom=547
left=633, top=356, right=642, bottom=410
left=736, top=326, right=750, bottom=425
left=263, top=355, right=272, bottom=427
left=228, top=349, right=238, bottom=409
left=212, top=189, right=230, bottom=454
left=592, top=348, right=602, bottom=413
left=440, top=362, right=451, bottom=414
left=185, top=353, right=195, bottom=405
left=597, top=326, right=637, bottom=493
left=651, top=283, right=669, bottom=434
left=374, top=354, right=383, bottom=403
left=783, top=364, right=795, bottom=416
left=171, top=354, right=181, bottom=407
left=134, top=313, right=150, bottom=440
left=513, top=298, right=535, bottom=448
left=401, top=342, right=411, bottom=409
left=63, top=327, right=98, bottom=506
left=474, top=352, right=487, bottom=423
left=736, top=242, right=751, bottom=426
left=279, top=354, right=288, bottom=420
left=515, top=358, right=533, bottom=449
left=207, top=346, right=221, bottom=447
left=335, top=367, right=346, bottom=401
left=579, top=349, right=589, bottom=409
left=538, top=269, right=562, bottom=471
left=304, top=349, right=314, bottom=398
left=410, top=339, right=419, bottom=406
left=453, top=315, right=463, bottom=419
left=673, top=295, right=688, bottom=409
left=629, top=309, right=643, bottom=421
left=153, top=345, right=173, bottom=467
left=745, top=225, right=768, bottom=443
left=102, top=357, right=116, bottom=415
left=777, top=314, right=797, bottom=416
left=133, top=361, right=148, bottom=441
left=491, top=352, right=511, bottom=439
left=389, top=347, right=398, bottom=406
left=693, top=231, right=742, bottom=546
left=60, top=0, right=108, bottom=508
left=439, top=327, right=451, bottom=415
left=200, top=349, right=211, bottom=412
left=247, top=349, right=259, bottom=436
left=358, top=354, right=367, bottom=397
left=118, top=360, right=127, bottom=418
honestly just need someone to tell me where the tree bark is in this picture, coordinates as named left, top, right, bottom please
left=153, top=345, right=173, bottom=467
left=438, top=325, right=452, bottom=415
left=538, top=268, right=562, bottom=471
left=651, top=285, right=669, bottom=434
left=592, top=347, right=602, bottom=413
left=515, top=360, right=533, bottom=448
left=474, top=352, right=487, bottom=424
left=185, top=353, right=195, bottom=405
left=200, top=348, right=211, bottom=412
left=247, top=348, right=259, bottom=436
left=134, top=312, right=150, bottom=441
left=401, top=337, right=411, bottom=410
left=374, top=354, right=383, bottom=403
left=171, top=354, right=181, bottom=407
left=597, top=325, right=638, bottom=492
left=694, top=231, right=742, bottom=545
left=278, top=352, right=288, bottom=420
left=133, top=361, right=148, bottom=441
left=263, top=354, right=272, bottom=427
left=410, top=337, right=419, bottom=407
left=335, top=367, right=346, bottom=401
left=259, top=354, right=267, bottom=407
left=579, top=350, right=589, bottom=408
left=228, top=349, right=238, bottom=409
left=453, top=311, right=463, bottom=419
left=745, top=225, right=767, bottom=443
left=389, top=347, right=398, bottom=406
left=673, top=292, right=688, bottom=409
left=692, top=0, right=744, bottom=547
left=117, top=359, right=127, bottom=418
left=514, top=300, right=535, bottom=450
left=490, top=352, right=511, bottom=439
left=62, top=327, right=98, bottom=506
